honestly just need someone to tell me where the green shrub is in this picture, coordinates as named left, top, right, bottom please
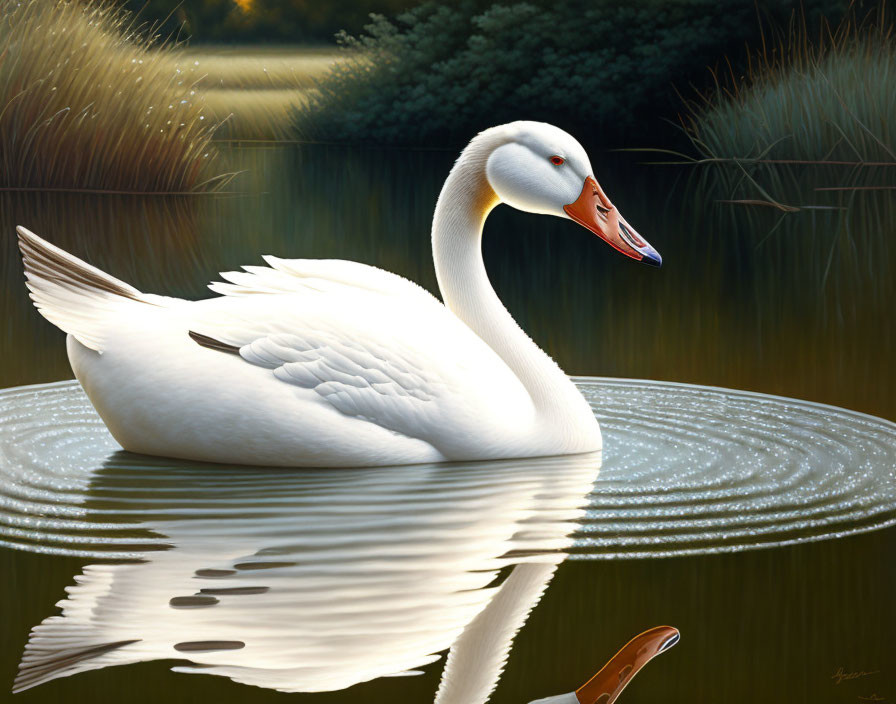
left=297, top=0, right=850, bottom=146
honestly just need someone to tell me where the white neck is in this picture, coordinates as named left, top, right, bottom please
left=431, top=133, right=593, bottom=434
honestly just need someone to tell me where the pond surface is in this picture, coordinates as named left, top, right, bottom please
left=1, top=378, right=895, bottom=702
left=0, top=144, right=894, bottom=702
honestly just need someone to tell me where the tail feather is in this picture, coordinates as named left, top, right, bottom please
left=13, top=564, right=143, bottom=693
left=17, top=226, right=146, bottom=353
left=14, top=637, right=141, bottom=692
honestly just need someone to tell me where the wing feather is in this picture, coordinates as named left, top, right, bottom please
left=209, top=256, right=439, bottom=302
left=189, top=259, right=532, bottom=456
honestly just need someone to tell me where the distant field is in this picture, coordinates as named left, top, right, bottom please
left=167, top=46, right=346, bottom=140
left=172, top=46, right=341, bottom=90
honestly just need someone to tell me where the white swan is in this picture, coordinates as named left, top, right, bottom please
left=18, top=121, right=661, bottom=467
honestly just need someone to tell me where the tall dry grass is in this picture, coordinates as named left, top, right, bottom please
left=0, top=0, right=225, bottom=193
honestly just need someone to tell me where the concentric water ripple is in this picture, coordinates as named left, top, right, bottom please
left=577, top=377, right=896, bottom=558
left=0, top=378, right=894, bottom=561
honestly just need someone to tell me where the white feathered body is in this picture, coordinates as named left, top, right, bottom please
left=20, top=228, right=598, bottom=466
left=67, top=263, right=543, bottom=466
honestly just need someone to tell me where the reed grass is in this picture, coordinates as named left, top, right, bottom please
left=684, top=10, right=896, bottom=166
left=0, top=0, right=224, bottom=193
left=674, top=5, right=896, bottom=283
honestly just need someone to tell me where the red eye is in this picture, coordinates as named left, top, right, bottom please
left=550, top=156, right=565, bottom=166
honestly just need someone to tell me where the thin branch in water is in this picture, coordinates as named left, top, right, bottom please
left=814, top=185, right=896, bottom=190
left=189, top=170, right=243, bottom=191
left=623, top=155, right=896, bottom=167
left=717, top=199, right=801, bottom=212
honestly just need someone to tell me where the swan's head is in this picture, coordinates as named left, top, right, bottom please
left=484, top=122, right=661, bottom=266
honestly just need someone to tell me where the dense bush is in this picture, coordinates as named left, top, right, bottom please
left=298, top=0, right=850, bottom=146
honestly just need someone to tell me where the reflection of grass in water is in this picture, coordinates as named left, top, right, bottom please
left=0, top=0, right=224, bottom=193
left=681, top=158, right=894, bottom=275
left=650, top=162, right=896, bottom=420
left=213, top=144, right=443, bottom=285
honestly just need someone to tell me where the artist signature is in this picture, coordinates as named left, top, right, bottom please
left=831, top=666, right=886, bottom=702
left=833, top=667, right=881, bottom=685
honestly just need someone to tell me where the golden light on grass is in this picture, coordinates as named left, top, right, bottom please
left=172, top=47, right=341, bottom=90
left=0, top=0, right=226, bottom=193
left=202, top=89, right=315, bottom=141
left=168, top=46, right=345, bottom=140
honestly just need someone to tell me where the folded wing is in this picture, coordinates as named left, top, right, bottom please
left=189, top=258, right=533, bottom=457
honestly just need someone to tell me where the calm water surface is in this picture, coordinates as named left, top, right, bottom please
left=0, top=145, right=894, bottom=702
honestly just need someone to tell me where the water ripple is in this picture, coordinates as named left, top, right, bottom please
left=576, top=377, right=896, bottom=558
left=0, top=378, right=894, bottom=561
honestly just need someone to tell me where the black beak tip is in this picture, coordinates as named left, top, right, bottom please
left=642, top=249, right=662, bottom=267
left=659, top=631, right=680, bottom=652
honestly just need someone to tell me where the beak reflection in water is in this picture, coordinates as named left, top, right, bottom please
left=15, top=450, right=615, bottom=703
left=529, top=625, right=680, bottom=704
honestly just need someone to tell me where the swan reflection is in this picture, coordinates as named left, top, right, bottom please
left=16, top=451, right=601, bottom=701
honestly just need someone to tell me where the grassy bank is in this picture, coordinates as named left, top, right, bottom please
left=0, top=0, right=343, bottom=190
left=676, top=12, right=895, bottom=290
left=679, top=9, right=895, bottom=213
left=685, top=16, right=896, bottom=166
left=0, top=0, right=225, bottom=193
left=171, top=46, right=341, bottom=91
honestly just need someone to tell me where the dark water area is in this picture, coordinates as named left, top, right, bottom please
left=0, top=144, right=894, bottom=702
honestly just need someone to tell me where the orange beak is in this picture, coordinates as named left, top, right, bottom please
left=564, top=177, right=662, bottom=267
left=574, top=625, right=679, bottom=704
